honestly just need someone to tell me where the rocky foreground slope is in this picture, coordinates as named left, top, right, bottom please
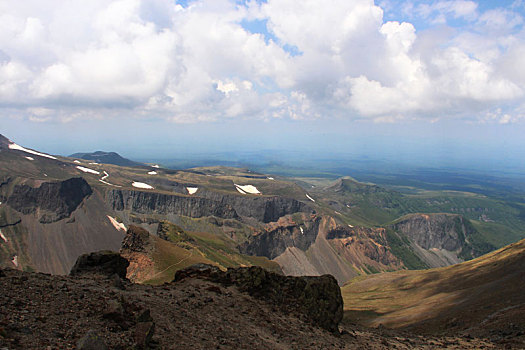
left=0, top=252, right=499, bottom=349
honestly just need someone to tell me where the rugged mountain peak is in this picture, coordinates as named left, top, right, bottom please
left=173, top=263, right=343, bottom=332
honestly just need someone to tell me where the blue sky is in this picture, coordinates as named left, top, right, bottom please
left=1, top=0, right=525, bottom=171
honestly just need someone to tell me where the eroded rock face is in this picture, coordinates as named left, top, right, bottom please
left=392, top=213, right=493, bottom=259
left=106, top=190, right=239, bottom=219
left=107, top=189, right=311, bottom=223
left=200, top=191, right=312, bottom=223
left=70, top=251, right=129, bottom=279
left=239, top=216, right=322, bottom=259
left=6, top=177, right=92, bottom=223
left=173, top=264, right=343, bottom=332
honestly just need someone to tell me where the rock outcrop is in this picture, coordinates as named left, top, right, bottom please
left=392, top=213, right=494, bottom=263
left=69, top=250, right=129, bottom=279
left=121, top=225, right=151, bottom=252
left=106, top=189, right=239, bottom=220
left=6, top=177, right=92, bottom=223
left=239, top=216, right=321, bottom=259
left=107, top=189, right=311, bottom=223
left=173, top=263, right=343, bottom=332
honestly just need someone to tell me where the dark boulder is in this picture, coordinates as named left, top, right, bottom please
left=173, top=264, right=343, bottom=332
left=70, top=251, right=129, bottom=279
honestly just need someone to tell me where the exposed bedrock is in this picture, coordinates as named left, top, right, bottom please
left=393, top=214, right=473, bottom=251
left=6, top=177, right=92, bottom=223
left=106, top=189, right=312, bottom=223
left=199, top=191, right=312, bottom=223
left=106, top=190, right=239, bottom=220
left=239, top=216, right=322, bottom=259
left=173, top=263, right=343, bottom=332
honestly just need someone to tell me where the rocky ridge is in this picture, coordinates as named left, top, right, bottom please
left=0, top=253, right=499, bottom=349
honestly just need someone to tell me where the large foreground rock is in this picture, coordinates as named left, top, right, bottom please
left=173, top=264, right=343, bottom=332
left=70, top=250, right=129, bottom=279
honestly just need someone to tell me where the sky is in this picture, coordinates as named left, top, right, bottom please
left=1, top=0, right=525, bottom=171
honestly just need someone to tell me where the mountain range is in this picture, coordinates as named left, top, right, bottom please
left=0, top=133, right=524, bottom=348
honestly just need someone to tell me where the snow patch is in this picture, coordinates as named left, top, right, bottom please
left=0, top=229, right=7, bottom=242
left=76, top=166, right=100, bottom=175
left=11, top=255, right=18, bottom=267
left=24, top=156, right=34, bottom=161
left=98, top=171, right=121, bottom=187
left=236, top=187, right=246, bottom=194
left=152, top=164, right=160, bottom=168
left=267, top=177, right=274, bottom=180
left=107, top=215, right=126, bottom=232
left=89, top=162, right=99, bottom=165
left=187, top=187, right=198, bottom=195
left=300, top=227, right=304, bottom=235
left=43, top=174, right=48, bottom=177
left=306, top=194, right=315, bottom=202
left=132, top=181, right=154, bottom=189
left=148, top=171, right=157, bottom=175
left=8, top=143, right=57, bottom=160
left=348, top=224, right=354, bottom=228
left=74, top=160, right=81, bottom=163
left=234, top=184, right=261, bottom=194
left=335, top=211, right=341, bottom=215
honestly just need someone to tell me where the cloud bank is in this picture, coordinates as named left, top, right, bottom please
left=1, top=0, right=524, bottom=124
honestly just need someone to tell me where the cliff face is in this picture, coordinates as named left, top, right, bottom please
left=394, top=214, right=466, bottom=251
left=106, top=190, right=239, bottom=219
left=199, top=191, right=311, bottom=223
left=239, top=216, right=321, bottom=259
left=107, top=189, right=311, bottom=223
left=392, top=213, right=493, bottom=267
left=6, top=177, right=92, bottom=223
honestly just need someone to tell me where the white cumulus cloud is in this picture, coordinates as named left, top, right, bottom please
left=0, top=0, right=524, bottom=124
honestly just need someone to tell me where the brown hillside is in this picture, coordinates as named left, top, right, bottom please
left=342, top=238, right=525, bottom=347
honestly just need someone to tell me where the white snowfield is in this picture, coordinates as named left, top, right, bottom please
left=25, top=156, right=34, bottom=161
left=306, top=194, right=315, bottom=202
left=186, top=187, right=198, bottom=195
left=8, top=143, right=57, bottom=160
left=76, top=166, right=100, bottom=175
left=236, top=187, right=246, bottom=194
left=0, top=229, right=7, bottom=242
left=300, top=227, right=304, bottom=234
left=74, top=160, right=81, bottom=163
left=234, top=184, right=261, bottom=194
left=267, top=177, right=274, bottom=180
left=12, top=255, right=18, bottom=267
left=152, top=164, right=160, bottom=168
left=132, top=181, right=154, bottom=189
left=89, top=162, right=99, bottom=165
left=107, top=215, right=126, bottom=232
left=348, top=224, right=354, bottom=228
left=148, top=171, right=157, bottom=175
